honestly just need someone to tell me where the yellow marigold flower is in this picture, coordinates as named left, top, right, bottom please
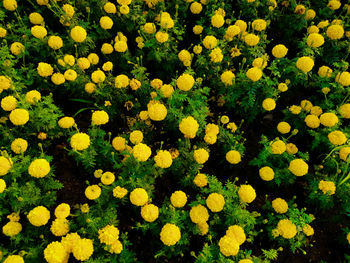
left=227, top=122, right=237, bottom=132
left=25, top=90, right=41, bottom=104
left=44, top=242, right=68, bottom=263
left=101, top=171, right=115, bottom=185
left=339, top=147, right=350, bottom=161
left=226, top=150, right=241, bottom=164
left=139, top=111, right=149, bottom=121
left=160, top=84, right=174, bottom=97
left=51, top=73, right=65, bottom=85
left=220, top=115, right=229, bottom=124
left=70, top=26, right=87, bottom=43
left=119, top=5, right=129, bottom=15
left=328, top=0, right=341, bottom=10
left=51, top=218, right=69, bottom=236
left=252, top=57, right=267, bottom=68
left=37, top=62, right=53, bottom=77
left=102, top=61, right=113, bottom=71
left=203, top=35, right=217, bottom=49
left=1, top=96, right=17, bottom=111
left=318, top=66, right=333, bottom=78
left=28, top=158, right=50, bottom=178
left=326, top=24, right=344, bottom=40
left=194, top=148, right=209, bottom=164
left=85, top=185, right=101, bottom=200
left=294, top=4, right=306, bottom=14
left=305, top=9, right=316, bottom=20
left=101, top=43, right=113, bottom=54
left=219, top=235, right=240, bottom=256
left=112, top=136, right=126, bottom=151
left=130, top=188, right=148, bottom=206
left=190, top=2, right=202, bottom=14
left=246, top=67, right=262, bottom=82
left=27, top=206, right=50, bottom=226
left=226, top=225, right=246, bottom=245
left=272, top=198, right=288, bottom=213
left=318, top=20, right=329, bottom=29
left=141, top=204, right=159, bottom=222
left=132, top=143, right=151, bottom=162
left=61, top=232, right=81, bottom=253
left=278, top=83, right=288, bottom=92
left=287, top=143, right=298, bottom=155
left=115, top=74, right=129, bottom=88
left=193, top=25, right=203, bottom=35
left=31, top=25, right=47, bottom=39
left=0, top=27, right=7, bottom=37
left=2, top=221, right=22, bottom=237
left=10, top=42, right=25, bottom=56
left=277, top=121, right=291, bottom=134
left=62, top=4, right=75, bottom=17
left=176, top=73, right=195, bottom=91
left=305, top=115, right=320, bottom=128
left=130, top=78, right=141, bottom=91
left=98, top=225, right=119, bottom=245
left=91, top=110, right=109, bottom=125
left=55, top=203, right=70, bottom=219
left=190, top=204, right=209, bottom=223
left=307, top=33, right=324, bottom=48
left=64, top=69, right=77, bottom=81
left=113, top=186, right=128, bottom=198
left=9, top=108, right=29, bottom=126
left=129, top=130, right=143, bottom=145
left=170, top=191, right=187, bottom=208
left=7, top=212, right=20, bottom=222
left=87, top=53, right=99, bottom=65
left=335, top=72, right=350, bottom=86
left=259, top=166, right=274, bottom=181
left=143, top=23, right=156, bottom=34
left=58, top=116, right=75, bottom=128
left=194, top=173, right=207, bottom=187
left=179, top=116, right=199, bottom=138
left=211, top=14, right=225, bottom=28
left=310, top=106, right=323, bottom=116
left=3, top=0, right=17, bottom=11
left=160, top=12, right=174, bottom=29
left=244, top=33, right=260, bottom=46
left=225, top=25, right=241, bottom=40
left=252, top=19, right=267, bottom=31
left=114, top=40, right=128, bottom=52
left=271, top=140, right=286, bottom=154
left=0, top=156, right=12, bottom=176
left=160, top=223, right=181, bottom=246
left=11, top=138, right=28, bottom=154
left=37, top=0, right=49, bottom=5
left=64, top=55, right=75, bottom=66
left=303, top=224, right=314, bottom=236
left=91, top=70, right=106, bottom=84
left=289, top=159, right=308, bottom=176
left=328, top=130, right=347, bottom=145
left=48, top=36, right=63, bottom=50
left=154, top=150, right=173, bottom=168
left=3, top=255, right=24, bottom=263
left=320, top=112, right=338, bottom=127
left=235, top=19, right=247, bottom=32
left=296, top=56, right=314, bottom=73
left=206, top=193, right=225, bottom=212
left=109, top=240, right=123, bottom=254
left=262, top=98, right=276, bottom=111
left=209, top=47, right=223, bottom=63
left=205, top=123, right=219, bottom=135
left=339, top=104, right=350, bottom=118
left=72, top=238, right=94, bottom=261
left=70, top=133, right=90, bottom=151
left=308, top=25, right=319, bottom=34
left=99, top=17, right=113, bottom=30
left=178, top=49, right=191, bottom=64
left=147, top=101, right=167, bottom=121
left=277, top=219, right=297, bottom=239
left=0, top=179, right=6, bottom=193
left=238, top=184, right=256, bottom=203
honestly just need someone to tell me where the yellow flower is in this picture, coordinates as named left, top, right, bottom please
left=70, top=133, right=90, bottom=151
left=160, top=223, right=181, bottom=246
left=115, top=74, right=129, bottom=88
left=25, top=90, right=41, bottom=104
left=328, top=0, right=341, bottom=10
left=194, top=173, right=208, bottom=187
left=62, top=4, right=75, bottom=17
left=58, top=116, right=75, bottom=128
left=271, top=140, right=286, bottom=154
left=10, top=42, right=25, bottom=56
left=307, top=33, right=324, bottom=48
left=61, top=232, right=81, bottom=253
left=262, top=98, right=276, bottom=111
left=170, top=191, right=187, bottom=208
left=50, top=218, right=69, bottom=236
left=194, top=148, right=209, bottom=164
left=72, top=238, right=94, bottom=261
left=0, top=27, right=7, bottom=37
left=101, top=171, right=115, bottom=185
left=47, top=36, right=63, bottom=50
left=143, top=23, right=156, bottom=34
left=147, top=101, right=167, bottom=121
left=28, top=159, right=50, bottom=178
left=55, top=203, right=70, bottom=219
left=219, top=235, right=240, bottom=256
left=27, top=206, right=50, bottom=226
left=305, top=9, right=316, bottom=20
left=303, top=224, right=314, bottom=236
left=190, top=2, right=202, bottom=14
left=226, top=225, right=246, bottom=245
left=11, top=138, right=28, bottom=154
left=3, top=0, right=17, bottom=11
left=179, top=116, right=199, bottom=138
left=51, top=73, right=65, bottom=85
left=252, top=19, right=267, bottom=31
left=339, top=104, right=350, bottom=118
left=305, top=114, right=320, bottom=128
left=0, top=156, right=12, bottom=176
left=1, top=96, right=17, bottom=111
left=119, top=5, right=129, bottom=15
left=277, top=122, right=291, bottom=134
left=244, top=33, right=260, bottom=46
left=130, top=188, right=148, bottom=206
left=296, top=56, right=314, bottom=73
left=211, top=14, right=225, bottom=28
left=2, top=221, right=22, bottom=237
left=252, top=57, right=268, bottom=68
left=109, top=240, right=123, bottom=254
left=259, top=166, right=274, bottom=181
left=98, top=225, right=120, bottom=245
left=203, top=35, right=217, bottom=49
left=339, top=147, right=350, bottom=161
left=160, top=12, right=174, bottom=29
left=64, top=69, right=77, bottom=81
left=235, top=19, right=247, bottom=32
left=37, top=62, right=53, bottom=77
left=112, top=136, right=126, bottom=151
left=326, top=25, right=344, bottom=39
left=272, top=198, right=288, bottom=213
left=114, top=40, right=128, bottom=52
left=289, top=159, right=308, bottom=176
left=206, top=193, right=225, bottom=212
left=277, top=219, right=297, bottom=239
left=141, top=204, right=159, bottom=222
left=113, top=186, right=128, bottom=199
left=226, top=150, right=241, bottom=164
left=294, top=4, right=306, bottom=14
left=154, top=150, right=173, bottom=168
left=328, top=130, right=347, bottom=145
left=3, top=255, right=24, bottom=263
left=102, top=61, right=113, bottom=71
left=209, top=47, right=223, bottom=63
left=225, top=25, right=240, bottom=40
left=176, top=73, right=195, bottom=91
left=31, top=25, right=47, bottom=39
left=246, top=67, right=262, bottom=82
left=132, top=143, right=152, bottom=162
left=320, top=112, right=338, bottom=127
left=190, top=204, right=209, bottom=223
left=160, top=84, right=174, bottom=97
left=88, top=53, right=99, bottom=64
left=286, top=143, right=298, bottom=155
left=335, top=72, right=350, bottom=86
left=319, top=180, right=336, bottom=195
left=238, top=184, right=256, bottom=203
left=9, top=109, right=29, bottom=126
left=44, top=242, right=68, bottom=263
left=91, top=110, right=109, bottom=125
left=193, top=25, right=203, bottom=35
left=70, top=26, right=87, bottom=42
left=85, top=185, right=101, bottom=200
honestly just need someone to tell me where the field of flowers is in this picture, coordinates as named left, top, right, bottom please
left=0, top=0, right=350, bottom=262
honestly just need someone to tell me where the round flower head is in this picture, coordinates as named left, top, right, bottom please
left=115, top=74, right=129, bottom=88
left=0, top=156, right=12, bottom=176
left=307, top=33, right=324, bottom=48
left=238, top=184, right=256, bottom=203
left=31, top=25, right=47, bottom=39
left=2, top=221, right=22, bottom=237
left=335, top=72, right=350, bottom=86
left=98, top=225, right=120, bottom=245
left=326, top=24, right=344, bottom=40
left=70, top=26, right=87, bottom=43
left=226, top=150, right=241, bottom=164
left=130, top=130, right=143, bottom=145
left=252, top=19, right=267, bottom=31
left=203, top=35, right=218, bottom=49
left=91, top=70, right=106, bottom=83
left=262, top=98, right=276, bottom=111
left=44, top=242, right=68, bottom=263
left=114, top=40, right=128, bottom=52
left=1, top=96, right=17, bottom=111
left=176, top=73, right=195, bottom=91
left=244, top=33, right=260, bottom=46
left=246, top=67, right=262, bottom=82
left=206, top=193, right=225, bottom=212
left=58, top=117, right=75, bottom=129
left=112, top=136, right=126, bottom=151
left=160, top=223, right=181, bottom=246
left=70, top=133, right=90, bottom=151
left=9, top=109, right=29, bottom=126
left=305, top=115, right=320, bottom=128
left=296, top=56, right=314, bottom=73
left=319, top=112, right=338, bottom=127
left=259, top=166, right=274, bottom=181
left=272, top=198, right=288, bottom=213
left=339, top=104, right=350, bottom=119
left=194, top=148, right=209, bottom=164
left=147, top=101, right=167, bottom=121
left=72, top=238, right=94, bottom=261
left=3, top=256, right=24, bottom=263
left=190, top=204, right=209, bottom=223
left=154, top=150, right=173, bottom=168
left=277, top=219, right=297, bottom=239
left=100, top=16, right=113, bottom=29
left=170, top=191, right=187, bottom=208
left=91, top=110, right=109, bottom=125
left=270, top=140, right=286, bottom=154
left=50, top=218, right=69, bottom=236
left=26, top=90, right=41, bottom=104
left=318, top=180, right=336, bottom=195
left=225, top=225, right=246, bottom=245
left=277, top=122, right=291, bottom=134
left=141, top=204, right=159, bottom=222
left=289, top=159, right=308, bottom=176
left=11, top=138, right=28, bottom=154
left=339, top=147, right=350, bottom=161
left=303, top=224, right=314, bottom=236
left=101, top=171, right=115, bottom=185
left=328, top=130, right=347, bottom=145
left=221, top=71, right=235, bottom=85
left=132, top=143, right=152, bottom=162
left=219, top=235, right=239, bottom=256
left=55, top=203, right=70, bottom=218
left=130, top=188, right=148, bottom=206
left=179, top=116, right=199, bottom=138
left=272, top=44, right=288, bottom=58
left=194, top=173, right=207, bottom=187
left=85, top=185, right=101, bottom=200
left=28, top=159, right=50, bottom=178
left=3, top=0, right=18, bottom=11
left=190, top=2, right=202, bottom=14
left=211, top=14, right=225, bottom=28
left=27, top=206, right=50, bottom=226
